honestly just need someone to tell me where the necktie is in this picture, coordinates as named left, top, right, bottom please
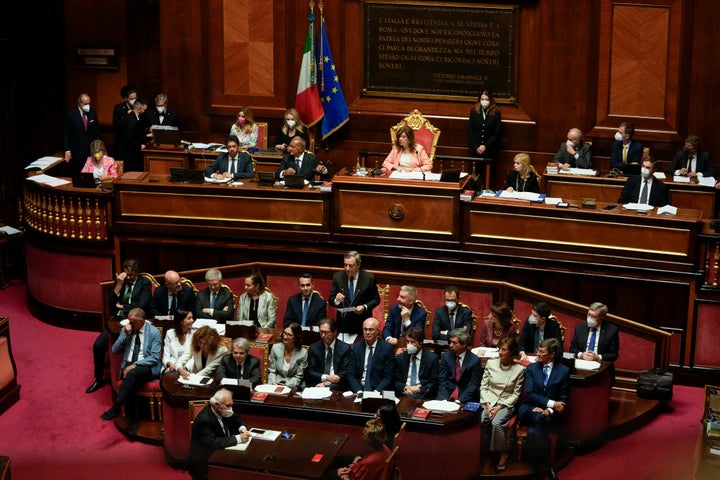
left=123, top=283, right=133, bottom=303
left=296, top=158, right=302, bottom=172
left=324, top=346, right=333, bottom=374
left=410, top=355, right=418, bottom=386
left=449, top=311, right=455, bottom=330
left=364, top=346, right=374, bottom=391
left=82, top=112, right=88, bottom=130
left=230, top=158, right=236, bottom=175
left=588, top=328, right=598, bottom=351
left=302, top=297, right=309, bottom=326
left=543, top=365, right=550, bottom=387
left=622, top=145, right=628, bottom=163
left=450, top=356, right=461, bottom=400
left=210, top=292, right=216, bottom=309
left=688, top=156, right=694, bottom=173
left=170, top=293, right=177, bottom=316
left=131, top=331, right=141, bottom=363
left=220, top=419, right=227, bottom=436
left=639, top=180, right=649, bottom=204
left=348, top=276, right=355, bottom=301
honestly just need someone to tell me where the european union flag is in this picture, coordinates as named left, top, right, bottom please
left=318, top=18, right=349, bottom=140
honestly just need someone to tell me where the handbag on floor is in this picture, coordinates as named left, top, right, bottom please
left=636, top=368, right=673, bottom=401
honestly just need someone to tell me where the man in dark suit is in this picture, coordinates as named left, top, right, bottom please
left=437, top=328, right=482, bottom=403
left=150, top=270, right=196, bottom=318
left=62, top=92, right=100, bottom=176
left=518, top=337, right=570, bottom=480
left=553, top=127, right=592, bottom=170
left=306, top=318, right=351, bottom=390
left=146, top=92, right=180, bottom=127
left=668, top=134, right=715, bottom=178
left=610, top=122, right=644, bottom=169
left=204, top=135, right=254, bottom=181
left=432, top=286, right=474, bottom=342
left=329, top=251, right=381, bottom=336
left=116, top=98, right=149, bottom=172
left=188, top=388, right=251, bottom=480
left=275, top=136, right=327, bottom=181
left=112, top=85, right=137, bottom=148
left=87, top=259, right=152, bottom=394
left=569, top=301, right=619, bottom=383
left=347, top=318, right=396, bottom=392
left=618, top=157, right=669, bottom=207
left=395, top=327, right=439, bottom=399
left=382, top=285, right=427, bottom=346
left=100, top=308, right=162, bottom=437
left=215, top=338, right=262, bottom=387
left=518, top=301, right=564, bottom=361
left=283, top=273, right=327, bottom=327
left=195, top=268, right=234, bottom=323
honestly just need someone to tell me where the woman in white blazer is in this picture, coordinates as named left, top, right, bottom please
left=236, top=273, right=277, bottom=328
left=163, top=309, right=195, bottom=373
left=177, top=325, right=227, bottom=378
left=268, top=322, right=308, bottom=388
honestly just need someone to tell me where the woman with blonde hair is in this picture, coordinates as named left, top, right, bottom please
left=505, top=152, right=541, bottom=193
left=382, top=125, right=432, bottom=172
left=177, top=325, right=227, bottom=378
left=229, top=106, right=259, bottom=148
left=81, top=139, right=118, bottom=181
left=273, top=108, right=309, bottom=152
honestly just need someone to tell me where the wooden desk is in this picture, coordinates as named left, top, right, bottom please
left=208, top=427, right=347, bottom=480
left=544, top=172, right=717, bottom=218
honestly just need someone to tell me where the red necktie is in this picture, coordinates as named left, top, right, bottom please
left=82, top=113, right=88, bottom=131
left=450, top=356, right=461, bottom=400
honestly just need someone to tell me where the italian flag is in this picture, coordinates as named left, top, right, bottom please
left=295, top=22, right=324, bottom=127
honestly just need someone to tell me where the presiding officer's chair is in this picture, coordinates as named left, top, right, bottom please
left=390, top=109, right=441, bottom=164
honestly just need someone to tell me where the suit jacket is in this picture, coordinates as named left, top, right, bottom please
left=215, top=354, right=261, bottom=387
left=113, top=101, right=132, bottom=139
left=81, top=156, right=119, bottom=179
left=518, top=360, right=570, bottom=426
left=305, top=339, right=351, bottom=390
left=203, top=151, right=254, bottom=180
left=480, top=358, right=525, bottom=408
left=188, top=404, right=246, bottom=477
left=552, top=141, right=592, bottom=168
left=505, top=170, right=540, bottom=193
left=382, top=144, right=432, bottom=172
left=669, top=148, right=715, bottom=177
left=610, top=140, right=645, bottom=169
left=438, top=349, right=482, bottom=403
left=179, top=345, right=228, bottom=377
left=569, top=321, right=619, bottom=363
left=432, top=304, right=474, bottom=341
left=282, top=292, right=327, bottom=328
left=394, top=349, right=439, bottom=398
left=329, top=269, right=381, bottom=334
left=62, top=106, right=100, bottom=172
left=347, top=339, right=396, bottom=392
left=235, top=290, right=277, bottom=328
left=107, top=274, right=152, bottom=319
left=275, top=151, right=322, bottom=180
left=117, top=112, right=148, bottom=172
left=150, top=284, right=196, bottom=318
left=382, top=303, right=427, bottom=340
left=274, top=127, right=309, bottom=150
left=111, top=320, right=162, bottom=378
left=477, top=319, right=517, bottom=348
left=195, top=287, right=235, bottom=323
left=348, top=446, right=392, bottom=480
left=468, top=107, right=502, bottom=160
left=146, top=108, right=180, bottom=128
left=618, top=175, right=669, bottom=207
left=518, top=318, right=564, bottom=355
left=268, top=343, right=308, bottom=387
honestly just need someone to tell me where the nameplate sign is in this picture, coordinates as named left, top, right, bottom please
left=363, top=1, right=518, bottom=103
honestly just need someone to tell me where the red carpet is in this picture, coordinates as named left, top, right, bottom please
left=0, top=283, right=707, bottom=479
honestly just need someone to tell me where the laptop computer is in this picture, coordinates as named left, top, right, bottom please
left=72, top=172, right=97, bottom=188
left=284, top=174, right=306, bottom=189
left=169, top=167, right=186, bottom=183
left=258, top=171, right=276, bottom=186
left=439, top=169, right=461, bottom=182
left=184, top=169, right=205, bottom=184
left=619, top=163, right=641, bottom=176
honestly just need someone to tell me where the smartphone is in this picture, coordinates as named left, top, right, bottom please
left=604, top=204, right=617, bottom=210
left=281, top=431, right=294, bottom=440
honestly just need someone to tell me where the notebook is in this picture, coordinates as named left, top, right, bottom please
left=72, top=172, right=97, bottom=188
left=284, top=174, right=306, bottom=189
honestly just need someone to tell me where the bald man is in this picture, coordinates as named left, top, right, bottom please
left=150, top=270, right=196, bottom=318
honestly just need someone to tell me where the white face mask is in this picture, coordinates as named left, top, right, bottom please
left=128, top=98, right=136, bottom=106
left=566, top=139, right=575, bottom=147
left=287, top=120, right=296, bottom=129
left=587, top=316, right=598, bottom=329
left=81, top=104, right=91, bottom=113
left=641, top=167, right=651, bottom=178
left=528, top=314, right=538, bottom=325
left=156, top=106, right=166, bottom=114
left=220, top=406, right=234, bottom=418
left=406, top=344, right=418, bottom=355
left=445, top=301, right=457, bottom=311
left=480, top=100, right=490, bottom=109
left=614, top=132, right=623, bottom=142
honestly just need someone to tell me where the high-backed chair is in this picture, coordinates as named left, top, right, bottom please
left=385, top=445, right=401, bottom=480
left=390, top=109, right=441, bottom=163
left=392, top=422, right=407, bottom=449
left=255, top=122, right=268, bottom=149
left=249, top=341, right=270, bottom=384
left=188, top=399, right=209, bottom=435
left=0, top=336, right=20, bottom=415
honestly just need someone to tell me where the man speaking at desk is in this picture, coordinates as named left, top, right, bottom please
left=275, top=136, right=327, bottom=181
left=204, top=135, right=254, bottom=181
left=329, top=251, right=381, bottom=337
left=618, top=157, right=668, bottom=207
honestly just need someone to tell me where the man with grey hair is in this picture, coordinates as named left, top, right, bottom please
left=329, top=250, right=381, bottom=337
left=146, top=92, right=180, bottom=128
left=570, top=301, right=619, bottom=383
left=382, top=285, right=427, bottom=346
left=553, top=127, right=592, bottom=170
left=438, top=328, right=482, bottom=403
left=215, top=337, right=261, bottom=387
left=195, top=268, right=234, bottom=323
left=188, top=388, right=251, bottom=480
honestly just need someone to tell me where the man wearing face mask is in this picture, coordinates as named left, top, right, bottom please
left=569, top=302, right=619, bottom=383
left=518, top=302, right=564, bottom=362
left=188, top=388, right=251, bottom=480
left=552, top=127, right=592, bottom=171
left=146, top=93, right=180, bottom=127
left=610, top=122, right=644, bottom=169
left=394, top=327, right=439, bottom=399
left=618, top=156, right=669, bottom=207
left=668, top=135, right=715, bottom=179
left=62, top=92, right=100, bottom=176
left=112, top=85, right=137, bottom=150
left=432, top=286, right=474, bottom=342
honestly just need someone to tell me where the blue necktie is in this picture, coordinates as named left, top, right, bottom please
left=348, top=276, right=355, bottom=301
left=543, top=365, right=550, bottom=387
left=302, top=297, right=309, bottom=326
left=410, top=355, right=418, bottom=386
left=364, top=346, right=374, bottom=391
left=588, top=328, right=597, bottom=351
left=210, top=292, right=216, bottom=309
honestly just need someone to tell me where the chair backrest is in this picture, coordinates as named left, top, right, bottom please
left=549, top=315, right=567, bottom=341
left=188, top=399, right=209, bottom=434
left=249, top=341, right=270, bottom=384
left=115, top=160, right=124, bottom=176
left=255, top=122, right=268, bottom=149
left=392, top=422, right=407, bottom=449
left=264, top=286, right=279, bottom=312
left=389, top=109, right=441, bottom=162
left=181, top=277, right=198, bottom=294
left=385, top=445, right=400, bottom=480
left=141, top=272, right=160, bottom=290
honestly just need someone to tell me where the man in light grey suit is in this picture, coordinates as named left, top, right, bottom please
left=100, top=307, right=162, bottom=437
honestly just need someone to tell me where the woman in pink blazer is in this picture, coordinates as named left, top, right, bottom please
left=81, top=139, right=119, bottom=181
left=382, top=125, right=432, bottom=172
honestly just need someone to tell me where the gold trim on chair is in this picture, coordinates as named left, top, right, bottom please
left=390, top=109, right=441, bottom=163
left=249, top=341, right=270, bottom=384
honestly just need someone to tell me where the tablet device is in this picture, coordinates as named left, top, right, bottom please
left=258, top=171, right=275, bottom=186
left=439, top=169, right=461, bottom=182
left=620, top=163, right=641, bottom=176
left=72, top=172, right=97, bottom=188
left=284, top=174, right=306, bottom=189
